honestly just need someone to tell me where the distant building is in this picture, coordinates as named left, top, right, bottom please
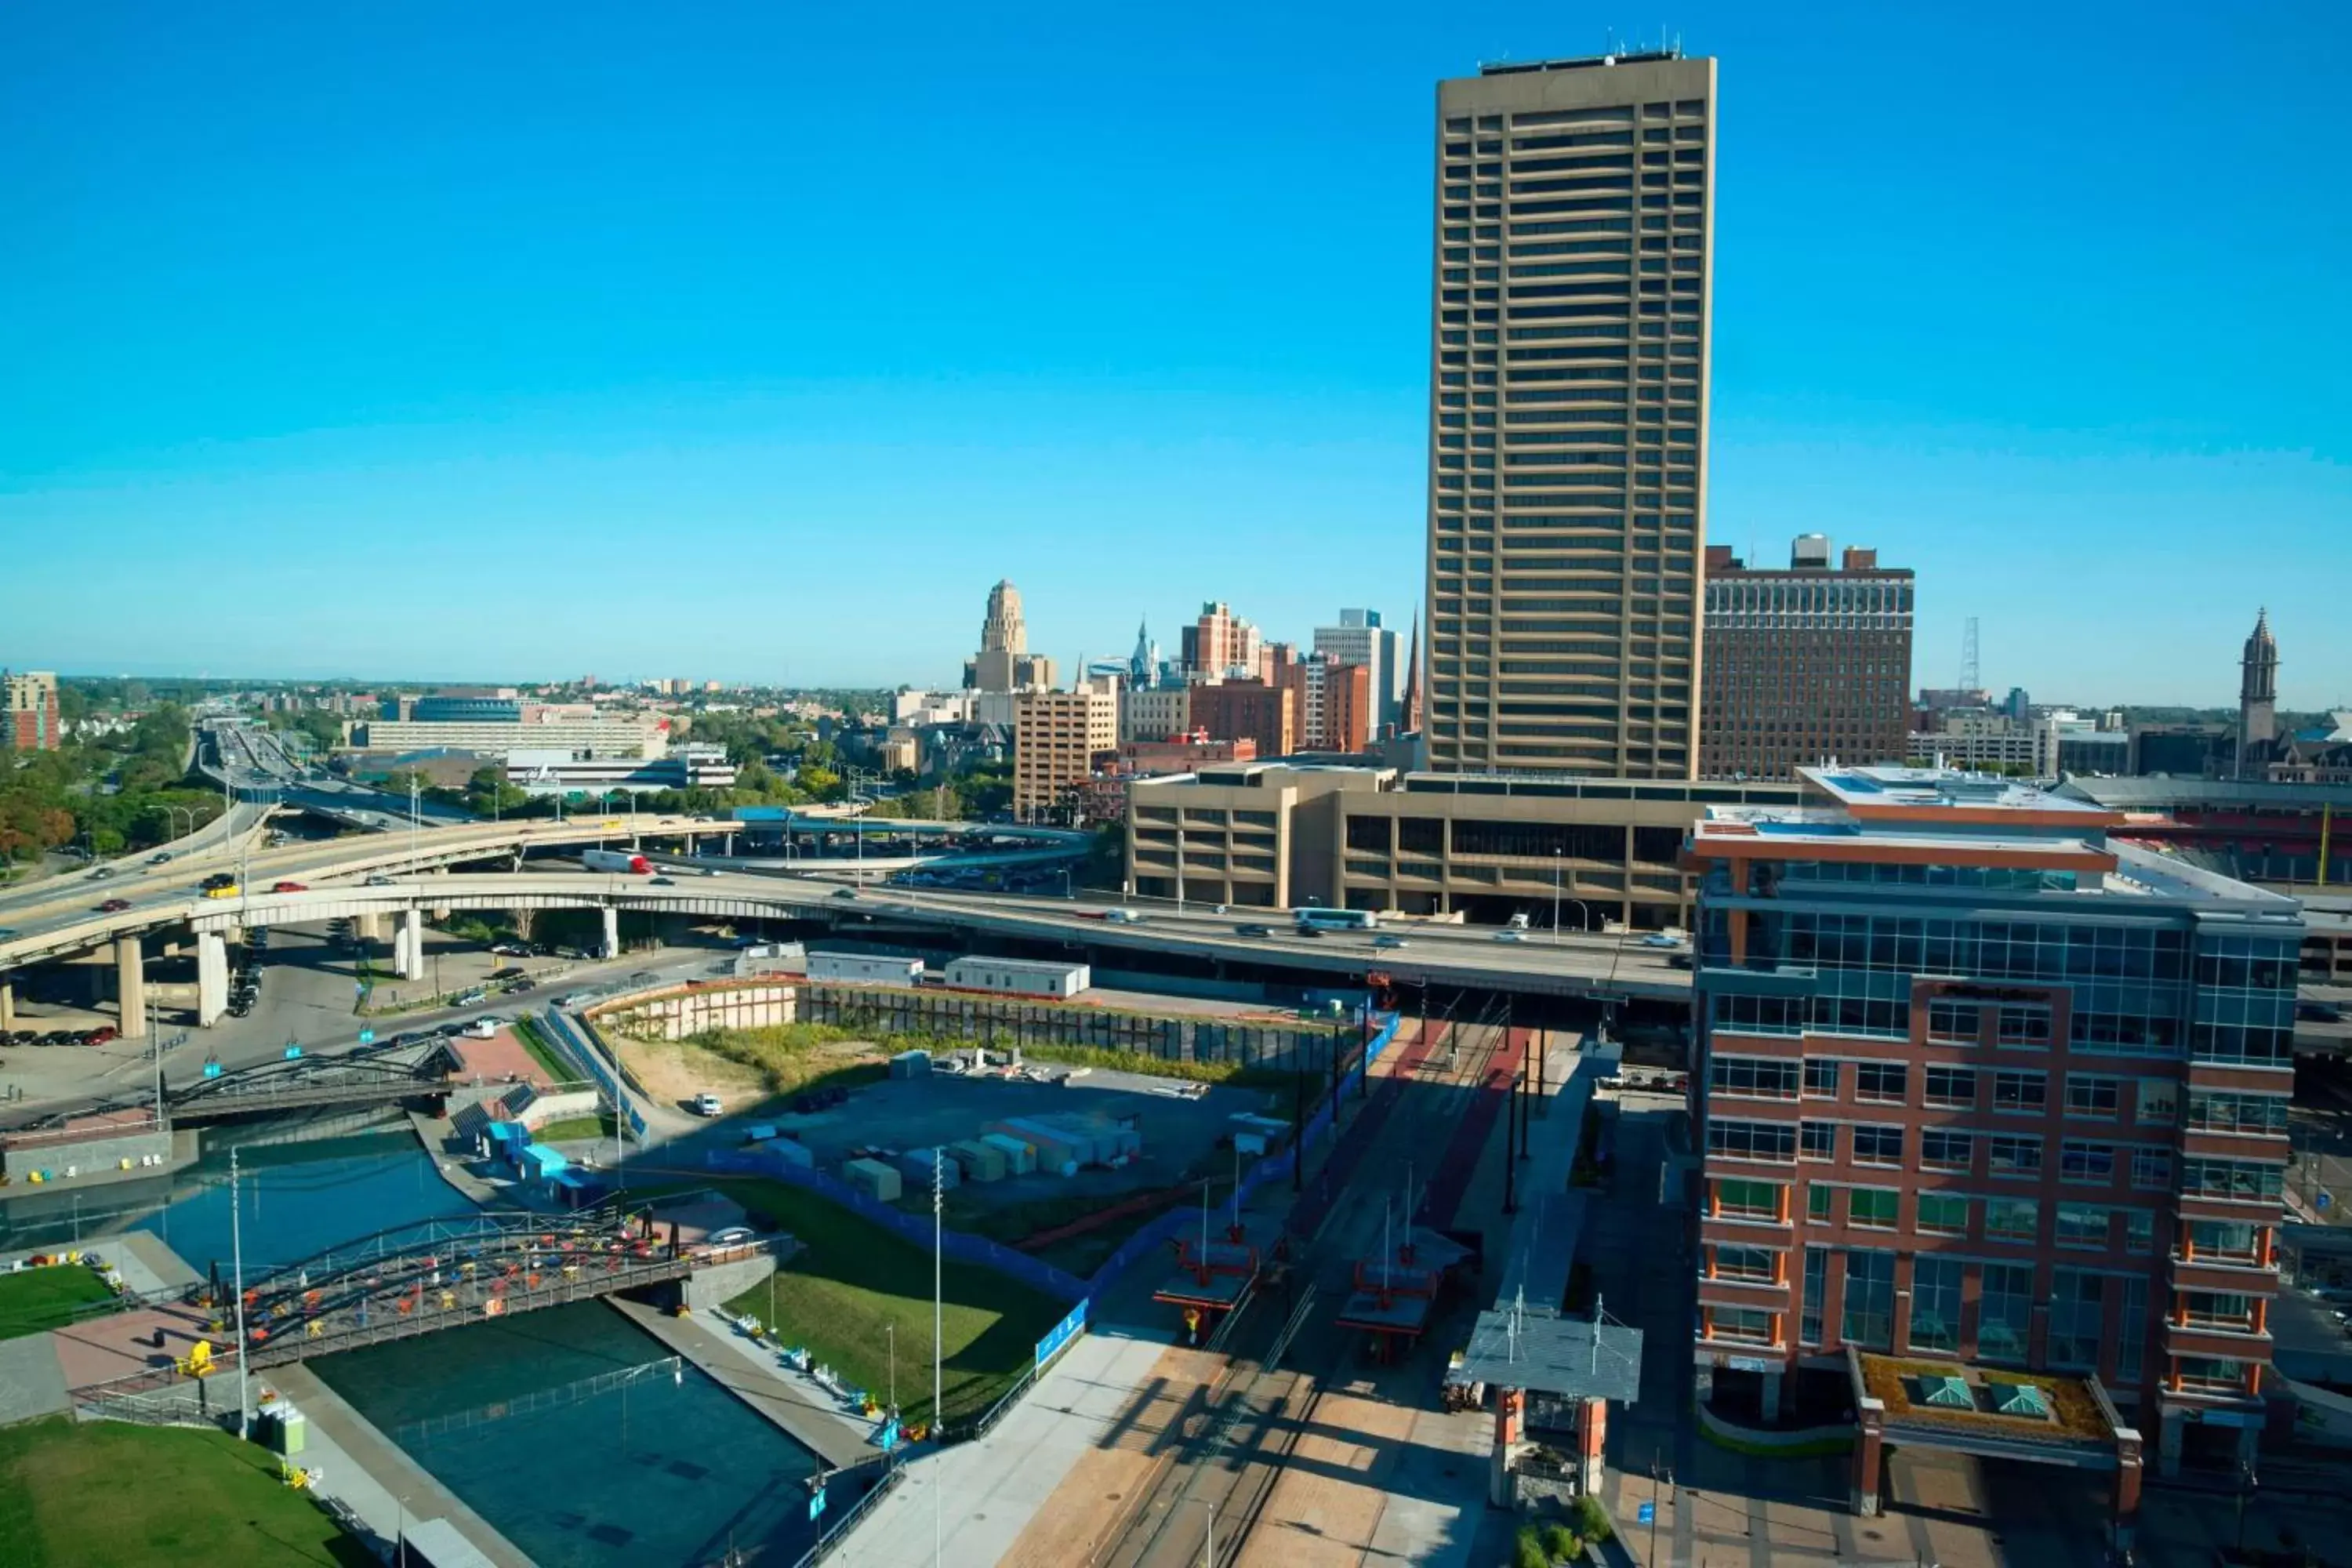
left=410, top=693, right=523, bottom=724
left=1120, top=684, right=1192, bottom=745
left=1700, top=539, right=1914, bottom=780
left=2238, top=609, right=2279, bottom=778
left=1190, top=680, right=1296, bottom=761
left=1180, top=602, right=1262, bottom=683
left=2, top=670, right=60, bottom=751
left=964, top=580, right=1056, bottom=693
left=358, top=717, right=666, bottom=760
left=2129, top=724, right=2234, bottom=779
left=1276, top=654, right=1370, bottom=754
left=1011, top=684, right=1117, bottom=823
left=1313, top=609, right=1408, bottom=737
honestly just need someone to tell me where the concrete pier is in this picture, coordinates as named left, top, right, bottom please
left=267, top=1363, right=535, bottom=1568
left=607, top=1296, right=877, bottom=1471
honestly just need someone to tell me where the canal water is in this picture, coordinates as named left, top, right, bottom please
left=9, top=1128, right=826, bottom=1565
left=316, top=1302, right=824, bottom=1566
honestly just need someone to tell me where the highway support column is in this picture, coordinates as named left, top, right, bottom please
left=601, top=906, right=620, bottom=960
left=196, top=932, right=229, bottom=1027
left=116, top=935, right=147, bottom=1039
left=396, top=909, right=423, bottom=982
left=0, top=980, right=13, bottom=1034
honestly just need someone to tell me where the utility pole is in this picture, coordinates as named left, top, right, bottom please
left=933, top=1147, right=944, bottom=1568
left=231, top=1148, right=251, bottom=1439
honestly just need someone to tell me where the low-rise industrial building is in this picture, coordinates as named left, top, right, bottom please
left=805, top=951, right=924, bottom=986
left=942, top=956, right=1091, bottom=999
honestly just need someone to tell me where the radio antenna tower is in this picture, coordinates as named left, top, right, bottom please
left=1959, top=617, right=1980, bottom=692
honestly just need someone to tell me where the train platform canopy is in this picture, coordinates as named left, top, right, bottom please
left=1383, top=1225, right=1475, bottom=1275
left=1457, top=1308, right=1642, bottom=1404
left=1336, top=1287, right=1438, bottom=1337
left=1152, top=1269, right=1254, bottom=1311
left=1490, top=1191, right=1587, bottom=1319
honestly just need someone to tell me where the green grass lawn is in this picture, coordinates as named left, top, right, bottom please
left=509, top=1016, right=575, bottom=1082
left=0, top=1417, right=370, bottom=1567
left=0, top=1265, right=116, bottom=1343
left=531, top=1113, right=614, bottom=1142
left=715, top=1177, right=1068, bottom=1429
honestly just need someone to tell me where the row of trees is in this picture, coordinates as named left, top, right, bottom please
left=0, top=701, right=220, bottom=864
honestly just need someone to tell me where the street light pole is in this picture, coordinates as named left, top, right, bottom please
left=1552, top=848, right=1562, bottom=946
left=933, top=1148, right=944, bottom=1568
left=231, top=1148, right=250, bottom=1440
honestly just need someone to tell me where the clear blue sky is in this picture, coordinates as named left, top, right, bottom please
left=3, top=1, right=2346, bottom=708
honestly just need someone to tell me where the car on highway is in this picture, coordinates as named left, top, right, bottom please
left=2301, top=1000, right=2346, bottom=1023
left=1493, top=928, right=1530, bottom=943
left=364, top=874, right=394, bottom=887
left=830, top=887, right=858, bottom=900
left=1639, top=931, right=1687, bottom=949
left=272, top=880, right=307, bottom=894
left=433, top=1021, right=467, bottom=1037
left=691, top=1094, right=724, bottom=1117
left=456, top=989, right=488, bottom=1007
left=1372, top=935, right=1410, bottom=950
left=89, top=866, right=114, bottom=880
left=1102, top=908, right=1146, bottom=924
left=1234, top=923, right=1273, bottom=938
left=147, top=851, right=172, bottom=865
left=488, top=966, right=524, bottom=980
left=0, top=927, right=16, bottom=941
left=97, top=898, right=132, bottom=913
left=650, top=875, right=675, bottom=885
left=489, top=942, right=529, bottom=956
left=1294, top=924, right=1326, bottom=938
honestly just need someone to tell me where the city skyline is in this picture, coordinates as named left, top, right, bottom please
left=3, top=3, right=2347, bottom=702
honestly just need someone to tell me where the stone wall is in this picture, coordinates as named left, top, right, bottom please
left=601, top=983, right=799, bottom=1040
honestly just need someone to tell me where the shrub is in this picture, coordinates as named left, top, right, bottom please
left=1512, top=1524, right=1550, bottom=1568
left=1575, top=1492, right=1614, bottom=1542
left=1541, top=1521, right=1581, bottom=1559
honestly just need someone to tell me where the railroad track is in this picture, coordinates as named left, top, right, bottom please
left=1091, top=1014, right=1513, bottom=1568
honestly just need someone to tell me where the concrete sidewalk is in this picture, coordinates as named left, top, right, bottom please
left=832, top=1320, right=1179, bottom=1568
left=606, top=1295, right=877, bottom=1470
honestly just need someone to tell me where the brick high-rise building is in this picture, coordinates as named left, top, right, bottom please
left=1180, top=602, right=1262, bottom=684
left=1425, top=50, right=1714, bottom=779
left=1011, top=684, right=1116, bottom=822
left=1688, top=766, right=2296, bottom=1506
left=1191, top=681, right=1296, bottom=762
left=1698, top=537, right=1915, bottom=779
left=2, top=670, right=60, bottom=750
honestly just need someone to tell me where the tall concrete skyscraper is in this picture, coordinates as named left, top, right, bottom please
left=964, top=580, right=1054, bottom=692
left=1424, top=49, right=1715, bottom=778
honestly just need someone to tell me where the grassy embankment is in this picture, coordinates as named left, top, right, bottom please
left=713, top=1176, right=1066, bottom=1428
left=0, top=1417, right=369, bottom=1567
left=0, top=1265, right=114, bottom=1345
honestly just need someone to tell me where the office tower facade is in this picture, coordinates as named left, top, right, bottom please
left=1314, top=609, right=1409, bottom=736
left=1190, top=681, right=1296, bottom=762
left=1689, top=767, right=2296, bottom=1483
left=2, top=670, right=60, bottom=750
left=965, top=580, right=1055, bottom=693
left=1699, top=538, right=1915, bottom=780
left=1181, top=602, right=1262, bottom=684
left=1426, top=51, right=1714, bottom=779
left=1011, top=684, right=1117, bottom=822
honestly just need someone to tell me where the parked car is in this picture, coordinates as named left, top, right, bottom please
left=488, top=966, right=524, bottom=980
left=691, top=1094, right=724, bottom=1117
left=82, top=1026, right=118, bottom=1047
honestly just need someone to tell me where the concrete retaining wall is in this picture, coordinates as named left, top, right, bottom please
left=604, top=983, right=799, bottom=1040
left=3, top=1128, right=174, bottom=1185
left=683, top=1249, right=779, bottom=1313
left=518, top=1090, right=601, bottom=1128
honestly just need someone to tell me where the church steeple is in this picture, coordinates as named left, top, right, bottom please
left=1401, top=611, right=1424, bottom=735
left=2238, top=608, right=2279, bottom=778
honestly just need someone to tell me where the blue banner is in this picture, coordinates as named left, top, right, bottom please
left=1035, top=1300, right=1087, bottom=1370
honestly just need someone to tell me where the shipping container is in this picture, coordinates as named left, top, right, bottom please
left=946, top=1139, right=1007, bottom=1183
left=895, top=1148, right=960, bottom=1189
left=843, top=1157, right=902, bottom=1202
left=979, top=1133, right=1036, bottom=1175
